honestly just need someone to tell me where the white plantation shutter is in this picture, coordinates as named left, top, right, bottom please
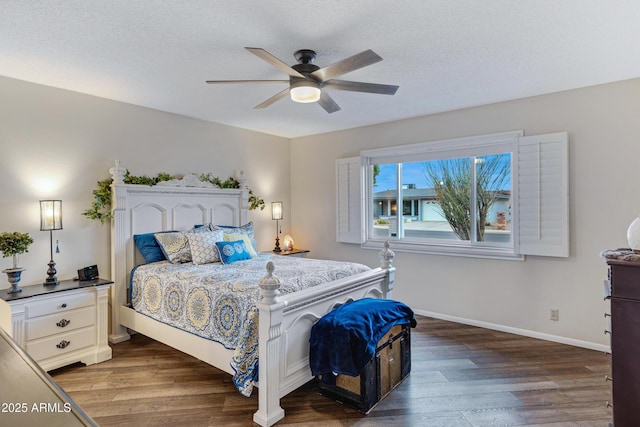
left=336, top=157, right=364, bottom=243
left=517, top=132, right=569, bottom=257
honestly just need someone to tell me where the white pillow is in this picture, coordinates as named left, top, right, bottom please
left=186, top=230, right=224, bottom=264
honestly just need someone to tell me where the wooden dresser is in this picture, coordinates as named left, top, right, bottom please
left=604, top=258, right=640, bottom=426
left=0, top=278, right=112, bottom=372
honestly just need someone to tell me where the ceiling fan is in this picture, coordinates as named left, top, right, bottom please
left=206, top=47, right=399, bottom=113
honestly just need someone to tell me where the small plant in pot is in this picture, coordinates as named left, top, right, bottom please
left=0, top=231, right=34, bottom=294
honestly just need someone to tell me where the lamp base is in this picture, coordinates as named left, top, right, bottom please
left=43, top=278, right=59, bottom=286
left=43, top=259, right=59, bottom=286
left=273, top=236, right=282, bottom=253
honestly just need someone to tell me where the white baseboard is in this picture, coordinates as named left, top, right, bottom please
left=413, top=308, right=611, bottom=354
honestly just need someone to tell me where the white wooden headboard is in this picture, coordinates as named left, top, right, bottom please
left=107, top=162, right=249, bottom=343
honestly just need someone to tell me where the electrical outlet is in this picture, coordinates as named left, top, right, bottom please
left=550, top=309, right=559, bottom=321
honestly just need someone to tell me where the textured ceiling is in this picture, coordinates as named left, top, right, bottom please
left=2, top=1, right=640, bottom=138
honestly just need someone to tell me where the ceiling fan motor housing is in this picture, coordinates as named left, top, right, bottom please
left=291, top=62, right=321, bottom=79
left=293, top=49, right=317, bottom=64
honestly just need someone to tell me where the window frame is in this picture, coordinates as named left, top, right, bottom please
left=361, top=131, right=523, bottom=260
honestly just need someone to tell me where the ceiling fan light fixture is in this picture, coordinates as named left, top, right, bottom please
left=290, top=80, right=321, bottom=103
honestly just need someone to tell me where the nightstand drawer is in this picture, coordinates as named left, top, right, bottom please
left=26, top=306, right=96, bottom=341
left=26, top=291, right=94, bottom=318
left=26, top=326, right=96, bottom=362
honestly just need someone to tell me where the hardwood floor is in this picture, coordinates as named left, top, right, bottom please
left=50, top=315, right=612, bottom=426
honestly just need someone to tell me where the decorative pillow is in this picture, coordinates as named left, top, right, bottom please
left=154, top=232, right=192, bottom=264
left=215, top=240, right=252, bottom=264
left=223, top=233, right=257, bottom=258
left=210, top=222, right=258, bottom=253
left=133, top=233, right=167, bottom=263
left=186, top=230, right=224, bottom=265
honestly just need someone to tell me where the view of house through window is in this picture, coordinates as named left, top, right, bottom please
left=371, top=152, right=512, bottom=248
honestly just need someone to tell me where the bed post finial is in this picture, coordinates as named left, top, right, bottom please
left=110, top=160, right=126, bottom=184
left=258, top=261, right=281, bottom=304
left=379, top=241, right=395, bottom=269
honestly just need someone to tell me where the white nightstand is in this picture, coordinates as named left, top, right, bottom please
left=0, top=278, right=112, bottom=371
left=273, top=249, right=309, bottom=258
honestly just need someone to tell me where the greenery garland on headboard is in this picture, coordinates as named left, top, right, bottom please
left=83, top=170, right=265, bottom=224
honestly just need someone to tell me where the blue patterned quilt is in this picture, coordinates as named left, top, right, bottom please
left=130, top=253, right=371, bottom=396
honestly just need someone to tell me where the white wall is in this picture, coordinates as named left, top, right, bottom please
left=290, top=78, right=640, bottom=349
left=3, top=73, right=637, bottom=350
left=0, top=76, right=290, bottom=287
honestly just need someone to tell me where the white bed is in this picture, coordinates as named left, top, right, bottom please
left=106, top=162, right=395, bottom=426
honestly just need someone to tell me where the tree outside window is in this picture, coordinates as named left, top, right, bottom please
left=423, top=153, right=510, bottom=241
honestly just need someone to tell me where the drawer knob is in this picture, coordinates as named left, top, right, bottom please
left=604, top=313, right=611, bottom=318
left=61, top=303, right=67, bottom=308
left=606, top=400, right=613, bottom=408
left=605, top=375, right=613, bottom=382
left=56, top=318, right=71, bottom=328
left=56, top=340, right=71, bottom=349
left=604, top=329, right=611, bottom=335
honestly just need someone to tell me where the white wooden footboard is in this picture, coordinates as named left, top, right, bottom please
left=253, top=244, right=395, bottom=427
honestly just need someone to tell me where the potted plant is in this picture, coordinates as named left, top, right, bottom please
left=0, top=231, right=34, bottom=294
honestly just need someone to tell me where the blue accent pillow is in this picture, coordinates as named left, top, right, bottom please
left=210, top=222, right=258, bottom=254
left=133, top=233, right=167, bottom=263
left=215, top=240, right=252, bottom=264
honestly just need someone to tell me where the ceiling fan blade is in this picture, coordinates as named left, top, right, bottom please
left=206, top=79, right=289, bottom=84
left=245, top=47, right=305, bottom=78
left=318, top=91, right=341, bottom=113
left=310, top=49, right=383, bottom=82
left=323, top=79, right=399, bottom=95
left=254, top=87, right=290, bottom=109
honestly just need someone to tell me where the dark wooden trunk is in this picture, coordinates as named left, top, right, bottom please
left=317, top=323, right=411, bottom=413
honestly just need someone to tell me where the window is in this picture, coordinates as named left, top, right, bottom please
left=373, top=153, right=512, bottom=245
left=336, top=131, right=569, bottom=259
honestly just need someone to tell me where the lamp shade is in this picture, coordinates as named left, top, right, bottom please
left=40, top=200, right=63, bottom=231
left=271, top=201, right=283, bottom=220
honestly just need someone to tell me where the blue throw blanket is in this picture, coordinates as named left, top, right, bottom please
left=309, top=298, right=416, bottom=379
